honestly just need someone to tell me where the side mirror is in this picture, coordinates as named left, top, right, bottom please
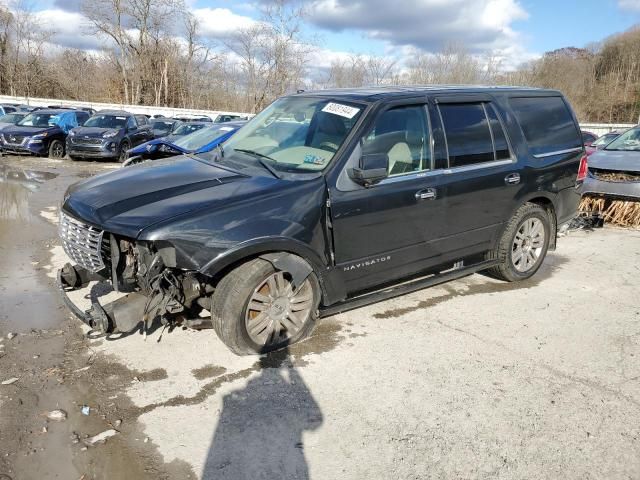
left=348, top=153, right=389, bottom=186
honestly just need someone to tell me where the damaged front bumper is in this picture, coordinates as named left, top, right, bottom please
left=579, top=171, right=640, bottom=200
left=57, top=263, right=151, bottom=335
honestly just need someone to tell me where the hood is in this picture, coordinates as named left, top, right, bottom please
left=63, top=155, right=274, bottom=238
left=71, top=126, right=123, bottom=138
left=128, top=138, right=187, bottom=155
left=2, top=125, right=59, bottom=136
left=589, top=149, right=640, bottom=172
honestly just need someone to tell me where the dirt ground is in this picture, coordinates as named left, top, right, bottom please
left=0, top=154, right=639, bottom=480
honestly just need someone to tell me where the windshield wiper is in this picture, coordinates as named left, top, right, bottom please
left=233, top=148, right=280, bottom=178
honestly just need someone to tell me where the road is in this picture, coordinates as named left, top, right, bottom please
left=0, top=154, right=639, bottom=479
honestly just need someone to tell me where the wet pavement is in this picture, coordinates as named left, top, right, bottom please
left=1, top=154, right=639, bottom=479
left=0, top=156, right=178, bottom=479
left=0, top=165, right=61, bottom=332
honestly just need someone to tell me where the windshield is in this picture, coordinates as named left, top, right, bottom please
left=173, top=123, right=206, bottom=136
left=0, top=113, right=24, bottom=124
left=174, top=125, right=236, bottom=151
left=17, top=112, right=62, bottom=127
left=84, top=114, right=127, bottom=129
left=224, top=96, right=364, bottom=172
left=605, top=127, right=640, bottom=151
left=592, top=133, right=619, bottom=147
left=150, top=120, right=176, bottom=133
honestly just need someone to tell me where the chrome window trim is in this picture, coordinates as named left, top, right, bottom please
left=377, top=158, right=516, bottom=185
left=532, top=147, right=582, bottom=159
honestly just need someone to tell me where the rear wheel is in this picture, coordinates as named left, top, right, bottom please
left=48, top=139, right=65, bottom=159
left=118, top=140, right=130, bottom=163
left=211, top=258, right=320, bottom=355
left=486, top=203, right=551, bottom=282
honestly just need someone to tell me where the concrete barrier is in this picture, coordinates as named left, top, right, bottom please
left=580, top=122, right=636, bottom=136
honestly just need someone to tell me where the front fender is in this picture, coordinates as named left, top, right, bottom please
left=199, top=236, right=327, bottom=278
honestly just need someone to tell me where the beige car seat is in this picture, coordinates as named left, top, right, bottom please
left=364, top=109, right=425, bottom=175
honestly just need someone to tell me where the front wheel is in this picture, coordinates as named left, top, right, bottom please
left=211, top=258, right=320, bottom=355
left=486, top=203, right=551, bottom=282
left=118, top=141, right=130, bottom=163
left=48, top=139, right=65, bottom=159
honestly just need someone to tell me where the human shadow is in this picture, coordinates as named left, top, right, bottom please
left=202, top=347, right=323, bottom=480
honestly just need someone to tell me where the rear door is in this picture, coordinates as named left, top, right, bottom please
left=426, top=95, right=521, bottom=256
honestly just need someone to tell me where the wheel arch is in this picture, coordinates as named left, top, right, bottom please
left=199, top=238, right=332, bottom=302
left=500, top=193, right=558, bottom=252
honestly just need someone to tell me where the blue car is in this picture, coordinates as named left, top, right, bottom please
left=123, top=121, right=245, bottom=166
left=0, top=109, right=90, bottom=158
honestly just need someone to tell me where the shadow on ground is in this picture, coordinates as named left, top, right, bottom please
left=202, top=346, right=323, bottom=479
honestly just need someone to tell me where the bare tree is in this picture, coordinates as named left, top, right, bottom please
left=226, top=0, right=314, bottom=112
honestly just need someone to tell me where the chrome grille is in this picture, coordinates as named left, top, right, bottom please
left=59, top=212, right=107, bottom=272
left=2, top=134, right=26, bottom=146
left=71, top=136, right=103, bottom=145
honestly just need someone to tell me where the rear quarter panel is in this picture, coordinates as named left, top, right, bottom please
left=494, top=93, right=581, bottom=225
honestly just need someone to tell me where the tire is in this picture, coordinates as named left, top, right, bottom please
left=118, top=141, right=130, bottom=163
left=485, top=202, right=551, bottom=282
left=211, top=258, right=320, bottom=355
left=48, top=139, right=65, bottom=159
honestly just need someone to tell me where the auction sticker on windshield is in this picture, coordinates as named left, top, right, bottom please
left=322, top=102, right=360, bottom=119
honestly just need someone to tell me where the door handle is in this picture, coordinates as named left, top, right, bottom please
left=415, top=188, right=437, bottom=200
left=505, top=173, right=521, bottom=185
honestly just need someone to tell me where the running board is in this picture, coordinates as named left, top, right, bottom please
left=320, top=259, right=499, bottom=317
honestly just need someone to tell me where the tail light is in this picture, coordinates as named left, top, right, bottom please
left=576, top=154, right=588, bottom=182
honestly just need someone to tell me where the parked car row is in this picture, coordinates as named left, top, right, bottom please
left=123, top=121, right=245, bottom=166
left=0, top=106, right=248, bottom=162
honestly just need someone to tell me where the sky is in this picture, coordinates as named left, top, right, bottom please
left=30, top=0, right=640, bottom=71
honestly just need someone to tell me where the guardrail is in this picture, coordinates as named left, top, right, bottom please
left=0, top=94, right=252, bottom=122
left=580, top=122, right=636, bottom=136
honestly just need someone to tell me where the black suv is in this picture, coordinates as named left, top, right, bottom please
left=66, top=111, right=153, bottom=162
left=58, top=86, right=584, bottom=355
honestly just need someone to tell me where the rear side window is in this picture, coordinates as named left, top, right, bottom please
left=135, top=115, right=148, bottom=125
left=438, top=103, right=494, bottom=167
left=76, top=112, right=89, bottom=125
left=509, top=96, right=581, bottom=156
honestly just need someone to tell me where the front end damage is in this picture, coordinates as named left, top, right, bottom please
left=579, top=168, right=640, bottom=227
left=57, top=211, right=211, bottom=337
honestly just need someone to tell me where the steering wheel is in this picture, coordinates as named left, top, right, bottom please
left=319, top=141, right=339, bottom=152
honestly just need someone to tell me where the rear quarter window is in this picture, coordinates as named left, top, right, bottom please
left=509, top=96, right=581, bottom=157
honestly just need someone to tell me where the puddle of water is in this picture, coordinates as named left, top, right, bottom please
left=0, top=165, right=64, bottom=332
left=0, top=166, right=58, bottom=221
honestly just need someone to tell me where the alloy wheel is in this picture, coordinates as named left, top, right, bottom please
left=511, top=217, right=545, bottom=272
left=244, top=271, right=314, bottom=347
left=119, top=142, right=130, bottom=162
left=50, top=142, right=64, bottom=158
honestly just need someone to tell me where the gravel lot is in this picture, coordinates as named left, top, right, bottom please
left=1, top=154, right=639, bottom=479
